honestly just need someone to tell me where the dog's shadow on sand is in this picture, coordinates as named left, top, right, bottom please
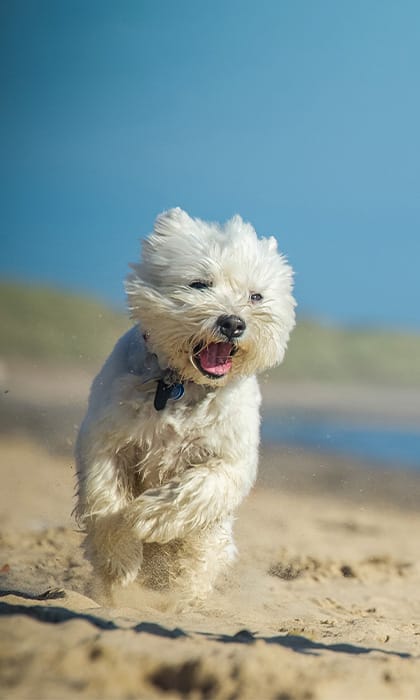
left=202, top=628, right=413, bottom=658
left=0, top=588, right=413, bottom=659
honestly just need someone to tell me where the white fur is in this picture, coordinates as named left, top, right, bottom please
left=75, top=208, right=295, bottom=601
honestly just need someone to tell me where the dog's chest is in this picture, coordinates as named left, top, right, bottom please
left=124, top=390, right=225, bottom=489
left=119, top=379, right=259, bottom=493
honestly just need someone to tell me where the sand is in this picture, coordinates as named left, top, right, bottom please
left=1, top=435, right=420, bottom=700
left=1, top=363, right=420, bottom=699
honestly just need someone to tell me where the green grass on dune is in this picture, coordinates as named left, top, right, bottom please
left=0, top=281, right=129, bottom=366
left=1, top=280, right=419, bottom=386
left=276, top=319, right=420, bottom=386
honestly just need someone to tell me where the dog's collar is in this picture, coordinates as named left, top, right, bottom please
left=153, top=369, right=185, bottom=411
left=135, top=331, right=185, bottom=411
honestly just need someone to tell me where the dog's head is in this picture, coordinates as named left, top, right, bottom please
left=126, top=208, right=295, bottom=386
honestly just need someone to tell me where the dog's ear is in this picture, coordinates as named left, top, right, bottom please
left=154, top=208, right=193, bottom=237
left=267, top=236, right=278, bottom=252
left=227, top=214, right=258, bottom=239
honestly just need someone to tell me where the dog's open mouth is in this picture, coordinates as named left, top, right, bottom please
left=192, top=342, right=236, bottom=378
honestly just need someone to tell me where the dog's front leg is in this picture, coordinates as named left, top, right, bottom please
left=122, top=464, right=249, bottom=544
left=84, top=510, right=144, bottom=592
left=76, top=453, right=144, bottom=591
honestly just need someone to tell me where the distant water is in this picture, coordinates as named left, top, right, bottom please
left=262, top=411, right=420, bottom=469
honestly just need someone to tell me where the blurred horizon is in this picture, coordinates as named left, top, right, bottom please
left=2, top=1, right=420, bottom=331
left=2, top=279, right=420, bottom=389
left=1, top=278, right=420, bottom=468
left=2, top=274, right=420, bottom=336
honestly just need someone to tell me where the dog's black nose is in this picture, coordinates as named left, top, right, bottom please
left=217, top=315, right=246, bottom=340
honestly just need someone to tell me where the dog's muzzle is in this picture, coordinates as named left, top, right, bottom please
left=191, top=315, right=245, bottom=380
left=192, top=341, right=235, bottom=379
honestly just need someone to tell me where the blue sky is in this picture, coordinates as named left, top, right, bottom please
left=1, top=1, right=419, bottom=329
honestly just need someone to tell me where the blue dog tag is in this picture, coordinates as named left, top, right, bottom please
left=169, top=383, right=185, bottom=401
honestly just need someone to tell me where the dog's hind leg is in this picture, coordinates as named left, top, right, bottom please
left=174, top=518, right=237, bottom=601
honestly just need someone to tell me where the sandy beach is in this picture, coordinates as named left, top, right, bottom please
left=1, top=365, right=420, bottom=699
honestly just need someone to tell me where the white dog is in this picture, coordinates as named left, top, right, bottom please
left=75, top=208, right=295, bottom=601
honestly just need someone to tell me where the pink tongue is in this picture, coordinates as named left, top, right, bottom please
left=198, top=342, right=233, bottom=376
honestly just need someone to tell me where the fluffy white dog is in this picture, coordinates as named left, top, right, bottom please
left=75, top=208, right=295, bottom=601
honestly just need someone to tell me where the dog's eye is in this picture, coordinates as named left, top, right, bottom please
left=250, top=292, right=263, bottom=302
left=189, top=281, right=212, bottom=290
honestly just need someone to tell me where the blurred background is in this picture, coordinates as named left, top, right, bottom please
left=1, top=0, right=420, bottom=491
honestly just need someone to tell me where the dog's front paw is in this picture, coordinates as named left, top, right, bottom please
left=88, top=513, right=144, bottom=587
left=103, top=537, right=143, bottom=587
